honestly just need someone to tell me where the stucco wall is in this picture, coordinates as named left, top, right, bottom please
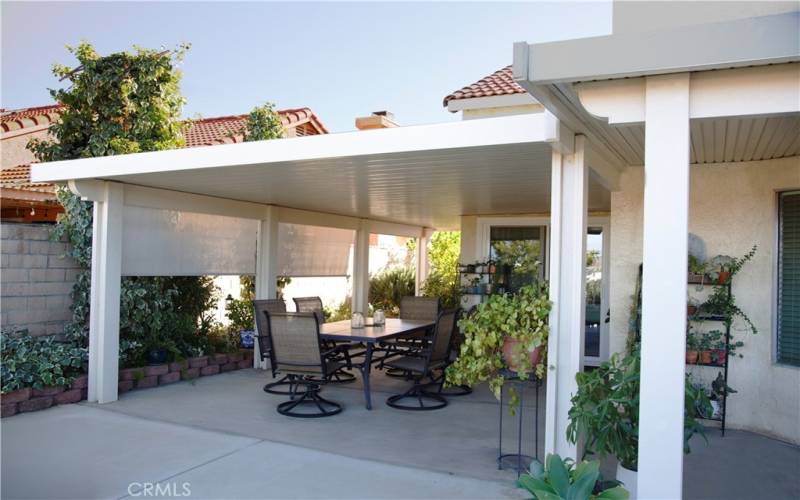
left=1, top=223, right=81, bottom=336
left=609, top=156, right=800, bottom=444
left=1, top=129, right=49, bottom=168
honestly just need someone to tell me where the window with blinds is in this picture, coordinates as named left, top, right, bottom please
left=778, top=191, right=800, bottom=366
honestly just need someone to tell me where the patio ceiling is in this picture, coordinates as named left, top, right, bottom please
left=32, top=114, right=611, bottom=230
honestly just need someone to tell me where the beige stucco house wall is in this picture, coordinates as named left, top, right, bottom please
left=450, top=76, right=800, bottom=444
left=609, top=156, right=800, bottom=444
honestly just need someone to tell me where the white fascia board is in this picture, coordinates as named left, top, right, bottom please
left=575, top=63, right=800, bottom=124
left=446, top=93, right=539, bottom=113
left=31, top=113, right=553, bottom=184
left=516, top=11, right=799, bottom=84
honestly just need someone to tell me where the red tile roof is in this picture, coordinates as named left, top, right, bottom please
left=1, top=105, right=62, bottom=132
left=0, top=164, right=56, bottom=194
left=184, top=108, right=327, bottom=147
left=442, top=66, right=526, bottom=106
left=1, top=105, right=328, bottom=202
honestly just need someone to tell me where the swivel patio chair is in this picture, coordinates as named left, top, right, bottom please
left=253, top=299, right=297, bottom=395
left=293, top=296, right=356, bottom=384
left=431, top=305, right=474, bottom=397
left=385, top=309, right=459, bottom=411
left=267, top=312, right=344, bottom=418
left=379, top=296, right=440, bottom=378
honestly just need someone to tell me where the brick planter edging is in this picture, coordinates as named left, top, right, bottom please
left=1, top=349, right=256, bottom=418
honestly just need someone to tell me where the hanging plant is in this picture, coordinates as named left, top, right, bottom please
left=445, top=283, right=550, bottom=413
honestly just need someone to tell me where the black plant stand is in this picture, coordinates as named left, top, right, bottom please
left=497, top=369, right=542, bottom=477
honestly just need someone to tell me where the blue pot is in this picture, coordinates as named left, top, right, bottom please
left=239, top=330, right=255, bottom=349
left=146, top=348, right=168, bottom=365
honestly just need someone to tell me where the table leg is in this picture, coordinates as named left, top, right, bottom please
left=361, top=343, right=374, bottom=410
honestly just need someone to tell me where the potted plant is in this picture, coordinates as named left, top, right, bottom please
left=567, top=349, right=711, bottom=497
left=707, top=330, right=727, bottom=366
left=709, top=372, right=737, bottom=419
left=445, top=283, right=550, bottom=413
left=685, top=328, right=700, bottom=364
left=707, top=245, right=757, bottom=285
left=687, top=297, right=699, bottom=317
left=517, top=454, right=629, bottom=500
left=696, top=331, right=722, bottom=365
left=688, top=254, right=708, bottom=287
left=699, top=286, right=758, bottom=336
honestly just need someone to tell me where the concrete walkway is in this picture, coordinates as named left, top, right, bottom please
left=1, top=403, right=522, bottom=499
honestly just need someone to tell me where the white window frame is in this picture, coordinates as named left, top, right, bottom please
left=475, top=215, right=610, bottom=365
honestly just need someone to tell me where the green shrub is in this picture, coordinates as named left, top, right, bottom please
left=368, top=267, right=415, bottom=315
left=325, top=299, right=353, bottom=322
left=1, top=329, right=86, bottom=392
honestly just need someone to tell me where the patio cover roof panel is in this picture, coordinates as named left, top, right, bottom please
left=31, top=114, right=611, bottom=230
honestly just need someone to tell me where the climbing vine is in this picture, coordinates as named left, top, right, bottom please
left=28, top=42, right=216, bottom=363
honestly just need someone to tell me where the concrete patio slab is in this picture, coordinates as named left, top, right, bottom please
left=2, top=368, right=797, bottom=499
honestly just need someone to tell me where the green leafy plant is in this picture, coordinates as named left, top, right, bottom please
left=242, top=102, right=285, bottom=142
left=420, top=231, right=461, bottom=309
left=325, top=298, right=353, bottom=322
left=707, top=245, right=757, bottom=283
left=567, top=349, right=711, bottom=470
left=27, top=42, right=225, bottom=364
left=368, top=267, right=415, bottom=316
left=517, top=454, right=629, bottom=500
left=710, top=372, right=737, bottom=401
left=1, top=329, right=86, bottom=392
left=699, top=286, right=757, bottom=336
left=445, top=283, right=550, bottom=413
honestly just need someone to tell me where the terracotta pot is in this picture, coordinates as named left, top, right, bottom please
left=717, top=271, right=731, bottom=285
left=687, top=305, right=698, bottom=316
left=686, top=350, right=699, bottom=364
left=502, top=338, right=543, bottom=374
left=700, top=350, right=713, bottom=365
left=712, top=349, right=727, bottom=366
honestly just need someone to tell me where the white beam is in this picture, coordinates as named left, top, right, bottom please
left=546, top=135, right=588, bottom=459
left=638, top=73, right=691, bottom=499
left=254, top=206, right=279, bottom=369
left=575, top=63, right=800, bottom=125
left=352, top=220, right=370, bottom=316
left=87, top=181, right=123, bottom=404
left=415, top=233, right=430, bottom=296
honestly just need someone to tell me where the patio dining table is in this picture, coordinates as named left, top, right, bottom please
left=320, top=318, right=434, bottom=410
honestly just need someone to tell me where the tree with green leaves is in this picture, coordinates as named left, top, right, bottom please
left=28, top=42, right=218, bottom=365
left=421, top=231, right=461, bottom=309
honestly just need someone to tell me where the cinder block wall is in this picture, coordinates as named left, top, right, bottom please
left=1, top=223, right=81, bottom=336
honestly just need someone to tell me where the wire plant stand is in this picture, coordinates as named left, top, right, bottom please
left=497, top=369, right=542, bottom=477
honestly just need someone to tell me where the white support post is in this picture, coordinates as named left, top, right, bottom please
left=254, top=206, right=279, bottom=369
left=415, top=231, right=430, bottom=296
left=352, top=220, right=370, bottom=315
left=87, top=182, right=123, bottom=404
left=545, top=136, right=588, bottom=460
left=638, top=73, right=691, bottom=499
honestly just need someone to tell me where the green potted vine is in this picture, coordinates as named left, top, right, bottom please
left=445, top=283, right=551, bottom=413
left=706, top=245, right=756, bottom=285
left=567, top=349, right=711, bottom=497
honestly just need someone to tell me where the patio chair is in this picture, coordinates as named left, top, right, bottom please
left=253, top=299, right=298, bottom=395
left=379, top=296, right=440, bottom=378
left=385, top=308, right=460, bottom=411
left=266, top=312, right=344, bottom=418
left=293, top=296, right=356, bottom=384
left=430, top=305, right=474, bottom=397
